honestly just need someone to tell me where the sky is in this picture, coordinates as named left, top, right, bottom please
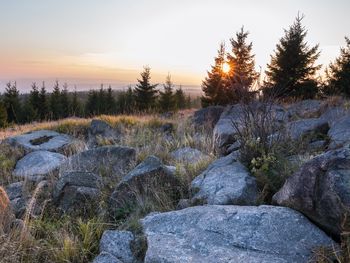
left=0, top=0, right=349, bottom=92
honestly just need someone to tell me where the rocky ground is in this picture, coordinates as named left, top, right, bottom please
left=1, top=98, right=350, bottom=263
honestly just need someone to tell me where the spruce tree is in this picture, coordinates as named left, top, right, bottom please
left=29, top=82, right=40, bottom=120
left=105, top=86, right=116, bottom=114
left=324, top=37, right=350, bottom=96
left=134, top=66, right=158, bottom=111
left=70, top=87, right=83, bottom=116
left=201, top=42, right=229, bottom=106
left=60, top=83, right=70, bottom=118
left=22, top=97, right=37, bottom=123
left=0, top=100, right=7, bottom=128
left=159, top=74, right=175, bottom=112
left=85, top=90, right=99, bottom=116
left=117, top=87, right=135, bottom=114
left=264, top=15, right=321, bottom=99
left=49, top=81, right=62, bottom=120
left=3, top=82, right=22, bottom=123
left=38, top=82, right=49, bottom=120
left=174, top=86, right=186, bottom=110
left=227, top=27, right=258, bottom=102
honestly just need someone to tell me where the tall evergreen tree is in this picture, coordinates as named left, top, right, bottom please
left=0, top=99, right=7, bottom=128
left=22, top=97, right=37, bottom=123
left=117, top=87, right=135, bottom=114
left=3, top=82, right=22, bottom=123
left=174, top=86, right=186, bottom=110
left=70, top=87, right=83, bottom=116
left=105, top=86, right=116, bottom=114
left=60, top=83, right=70, bottom=118
left=324, top=37, right=350, bottom=96
left=85, top=90, right=99, bottom=116
left=134, top=66, right=158, bottom=111
left=49, top=81, right=62, bottom=120
left=227, top=27, right=258, bottom=102
left=159, top=74, right=175, bottom=112
left=29, top=82, right=40, bottom=120
left=38, top=82, right=49, bottom=120
left=264, top=15, right=321, bottom=99
left=201, top=42, right=229, bottom=106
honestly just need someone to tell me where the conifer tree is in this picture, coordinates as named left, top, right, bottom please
left=201, top=42, right=229, bottom=106
left=174, top=86, right=186, bottom=110
left=117, top=87, right=135, bottom=114
left=105, top=86, right=116, bottom=114
left=324, top=37, right=350, bottom=96
left=0, top=100, right=7, bottom=128
left=3, top=82, right=22, bottom=123
left=70, top=87, right=83, bottom=116
left=29, top=82, right=40, bottom=120
left=85, top=90, right=99, bottom=116
left=134, top=66, right=158, bottom=111
left=227, top=27, right=258, bottom=102
left=49, top=81, right=62, bottom=120
left=38, top=82, right=49, bottom=120
left=159, top=74, right=175, bottom=112
left=60, top=83, right=70, bottom=118
left=22, top=97, right=37, bottom=123
left=264, top=14, right=321, bottom=99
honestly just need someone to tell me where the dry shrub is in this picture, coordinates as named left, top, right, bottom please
left=0, top=186, right=13, bottom=234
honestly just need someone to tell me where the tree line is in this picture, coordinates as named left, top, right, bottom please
left=201, top=14, right=350, bottom=106
left=0, top=68, right=192, bottom=127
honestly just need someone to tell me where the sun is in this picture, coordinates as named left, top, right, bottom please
left=222, top=62, right=230, bottom=74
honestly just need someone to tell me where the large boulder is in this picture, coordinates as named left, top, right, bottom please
left=320, top=106, right=349, bottom=126
left=13, top=150, right=67, bottom=181
left=328, top=115, right=350, bottom=149
left=286, top=118, right=329, bottom=140
left=93, top=252, right=122, bottom=263
left=190, top=152, right=258, bottom=205
left=193, top=106, right=224, bottom=129
left=109, top=156, right=182, bottom=219
left=141, top=205, right=335, bottom=263
left=273, top=146, right=350, bottom=237
left=88, top=119, right=120, bottom=147
left=59, top=146, right=136, bottom=179
left=287, top=99, right=324, bottom=118
left=5, top=181, right=27, bottom=218
left=7, top=130, right=73, bottom=153
left=170, top=147, right=210, bottom=165
left=94, top=230, right=136, bottom=263
left=53, top=171, right=103, bottom=215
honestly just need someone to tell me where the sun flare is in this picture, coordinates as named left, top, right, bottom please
left=222, top=62, right=230, bottom=74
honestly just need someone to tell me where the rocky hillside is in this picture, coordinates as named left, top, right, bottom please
left=0, top=99, right=349, bottom=263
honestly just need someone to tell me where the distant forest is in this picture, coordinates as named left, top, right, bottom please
left=0, top=67, right=200, bottom=127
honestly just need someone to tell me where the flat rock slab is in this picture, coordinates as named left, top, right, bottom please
left=170, top=147, right=210, bottom=165
left=8, top=130, right=73, bottom=153
left=190, top=153, right=258, bottom=205
left=328, top=115, right=350, bottom=149
left=141, top=205, right=336, bottom=263
left=13, top=150, right=67, bottom=181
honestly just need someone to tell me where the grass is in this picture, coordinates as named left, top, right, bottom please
left=0, top=110, right=214, bottom=262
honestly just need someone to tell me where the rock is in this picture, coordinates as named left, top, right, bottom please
left=190, top=152, right=258, bottom=205
left=193, top=106, right=224, bottom=129
left=141, top=205, right=336, bottom=263
left=176, top=199, right=191, bottom=210
left=13, top=151, right=67, bottom=181
left=5, top=181, right=27, bottom=218
left=5, top=181, right=24, bottom=200
left=287, top=99, right=324, bottom=118
left=273, top=146, right=350, bottom=237
left=93, top=252, right=122, bottom=263
left=307, top=140, right=327, bottom=152
left=59, top=146, right=136, bottom=179
left=286, top=118, right=329, bottom=140
left=109, top=156, right=182, bottom=219
left=97, top=230, right=136, bottom=263
left=88, top=119, right=120, bottom=147
left=7, top=129, right=73, bottom=153
left=328, top=115, right=350, bottom=149
left=320, top=106, right=349, bottom=126
left=53, top=171, right=102, bottom=215
left=170, top=147, right=210, bottom=165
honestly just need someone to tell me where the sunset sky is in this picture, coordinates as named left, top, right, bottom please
left=0, top=0, right=349, bottom=92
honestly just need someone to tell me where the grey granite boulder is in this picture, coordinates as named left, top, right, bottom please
left=13, top=151, right=67, bottom=181
left=59, top=146, right=136, bottom=179
left=170, top=147, right=210, bottom=165
left=95, top=230, right=136, bottom=263
left=193, top=105, right=224, bottom=129
left=287, top=99, right=323, bottom=118
left=93, top=252, right=122, bottom=263
left=273, top=146, right=350, bottom=237
left=8, top=129, right=73, bottom=153
left=141, top=205, right=336, bottom=263
left=286, top=118, right=329, bottom=140
left=53, top=171, right=102, bottom=215
left=328, top=115, right=350, bottom=149
left=320, top=106, right=349, bottom=126
left=88, top=119, right=120, bottom=147
left=109, top=156, right=182, bottom=219
left=190, top=152, right=258, bottom=205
